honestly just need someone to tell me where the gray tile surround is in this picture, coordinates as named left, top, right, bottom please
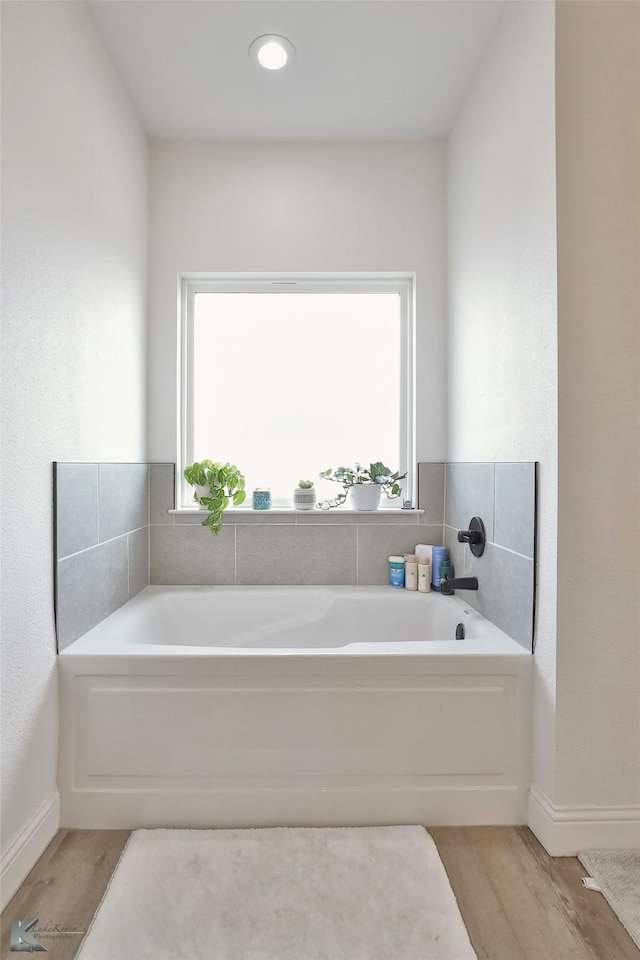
left=99, top=463, right=148, bottom=540
left=237, top=525, right=358, bottom=585
left=54, top=460, right=536, bottom=651
left=445, top=462, right=495, bottom=539
left=150, top=462, right=175, bottom=524
left=147, top=458, right=445, bottom=586
left=442, top=461, right=536, bottom=650
left=150, top=524, right=235, bottom=585
left=461, top=544, right=534, bottom=649
left=418, top=462, right=445, bottom=524
left=176, top=509, right=297, bottom=525
left=128, top=527, right=150, bottom=597
left=54, top=461, right=151, bottom=650
left=357, top=524, right=443, bottom=585
left=295, top=509, right=419, bottom=524
left=494, top=462, right=536, bottom=557
left=54, top=462, right=99, bottom=559
left=444, top=522, right=466, bottom=579
left=56, top=537, right=129, bottom=648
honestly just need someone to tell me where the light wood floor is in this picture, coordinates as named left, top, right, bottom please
left=1, top=826, right=637, bottom=960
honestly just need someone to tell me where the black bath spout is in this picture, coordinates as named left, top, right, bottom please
left=440, top=576, right=479, bottom=593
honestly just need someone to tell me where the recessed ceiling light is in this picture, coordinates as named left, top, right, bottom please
left=249, top=35, right=296, bottom=71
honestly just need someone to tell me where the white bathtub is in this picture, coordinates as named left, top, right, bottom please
left=61, top=585, right=525, bottom=654
left=58, top=586, right=532, bottom=829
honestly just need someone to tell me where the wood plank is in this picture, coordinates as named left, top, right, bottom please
left=470, top=826, right=600, bottom=960
left=517, top=827, right=640, bottom=960
left=2, top=826, right=638, bottom=960
left=430, top=826, right=527, bottom=960
left=0, top=829, right=130, bottom=960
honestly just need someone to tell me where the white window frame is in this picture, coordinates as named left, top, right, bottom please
left=178, top=273, right=416, bottom=509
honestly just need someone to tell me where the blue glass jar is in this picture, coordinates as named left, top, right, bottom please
left=252, top=488, right=272, bottom=510
left=388, top=555, right=405, bottom=588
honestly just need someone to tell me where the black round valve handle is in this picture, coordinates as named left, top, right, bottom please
left=457, top=516, right=486, bottom=557
left=458, top=530, right=482, bottom=544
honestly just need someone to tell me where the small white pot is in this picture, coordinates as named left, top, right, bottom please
left=192, top=483, right=210, bottom=507
left=293, top=487, right=316, bottom=511
left=349, top=484, right=382, bottom=511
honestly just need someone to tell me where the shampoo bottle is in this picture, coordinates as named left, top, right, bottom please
left=418, top=560, right=431, bottom=593
left=404, top=554, right=418, bottom=591
left=415, top=543, right=435, bottom=565
left=431, top=546, right=447, bottom=591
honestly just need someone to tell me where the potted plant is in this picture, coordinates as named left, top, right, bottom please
left=293, top=479, right=316, bottom=511
left=183, top=460, right=246, bottom=534
left=318, top=462, right=407, bottom=511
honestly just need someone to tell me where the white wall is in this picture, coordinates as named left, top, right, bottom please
left=446, top=2, right=558, bottom=798
left=448, top=0, right=640, bottom=846
left=555, top=1, right=640, bottom=809
left=148, top=141, right=446, bottom=464
left=0, top=0, right=148, bottom=903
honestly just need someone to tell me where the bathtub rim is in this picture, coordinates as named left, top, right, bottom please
left=58, top=584, right=531, bottom=659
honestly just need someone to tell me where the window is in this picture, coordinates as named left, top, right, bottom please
left=179, top=275, right=415, bottom=508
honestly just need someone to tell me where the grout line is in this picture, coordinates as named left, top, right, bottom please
left=492, top=462, right=496, bottom=542
left=147, top=464, right=152, bottom=587
left=97, top=464, right=101, bottom=543
left=58, top=526, right=148, bottom=562
left=442, top=523, right=533, bottom=562
left=234, top=524, right=237, bottom=584
left=443, top=462, right=447, bottom=526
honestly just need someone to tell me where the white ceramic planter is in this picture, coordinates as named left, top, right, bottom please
left=350, top=484, right=382, bottom=511
left=293, top=487, right=317, bottom=511
left=192, top=483, right=210, bottom=506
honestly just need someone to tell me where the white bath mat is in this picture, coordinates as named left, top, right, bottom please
left=77, top=826, right=477, bottom=960
left=578, top=849, right=640, bottom=949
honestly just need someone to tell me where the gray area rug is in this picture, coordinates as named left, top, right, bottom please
left=77, top=826, right=477, bottom=959
left=578, top=849, right=640, bottom=949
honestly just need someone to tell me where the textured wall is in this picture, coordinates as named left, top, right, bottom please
left=0, top=0, right=148, bottom=887
left=555, top=1, right=640, bottom=807
left=446, top=3, right=557, bottom=796
left=147, top=141, right=447, bottom=464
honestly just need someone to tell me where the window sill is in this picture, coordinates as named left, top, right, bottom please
left=169, top=507, right=424, bottom=516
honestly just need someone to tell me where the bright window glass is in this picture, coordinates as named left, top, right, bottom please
left=181, top=279, right=414, bottom=508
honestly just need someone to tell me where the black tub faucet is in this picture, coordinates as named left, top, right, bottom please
left=440, top=576, right=479, bottom=593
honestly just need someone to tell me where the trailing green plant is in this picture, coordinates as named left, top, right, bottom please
left=183, top=460, right=246, bottom=534
left=317, top=462, right=407, bottom=510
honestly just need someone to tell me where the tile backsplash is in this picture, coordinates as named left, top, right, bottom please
left=148, top=463, right=443, bottom=588
left=54, top=460, right=536, bottom=652
left=443, top=462, right=536, bottom=650
left=54, top=462, right=149, bottom=651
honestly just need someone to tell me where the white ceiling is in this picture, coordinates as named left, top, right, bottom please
left=89, top=1, right=505, bottom=141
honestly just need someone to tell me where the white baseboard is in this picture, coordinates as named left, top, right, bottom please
left=528, top=786, right=640, bottom=856
left=61, top=785, right=528, bottom=831
left=0, top=790, right=60, bottom=911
